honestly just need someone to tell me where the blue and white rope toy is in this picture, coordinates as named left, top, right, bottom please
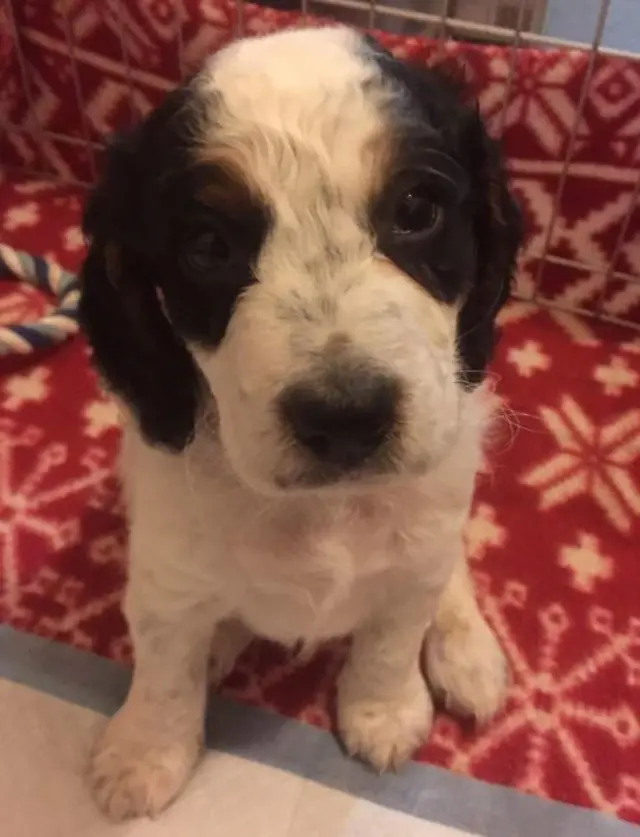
left=0, top=244, right=80, bottom=355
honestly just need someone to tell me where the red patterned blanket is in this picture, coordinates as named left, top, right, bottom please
left=1, top=1, right=639, bottom=825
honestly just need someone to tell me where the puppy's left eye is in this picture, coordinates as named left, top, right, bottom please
left=185, top=229, right=231, bottom=273
left=392, top=186, right=441, bottom=239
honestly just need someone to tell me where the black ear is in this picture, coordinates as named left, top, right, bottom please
left=456, top=110, right=523, bottom=388
left=79, top=112, right=204, bottom=452
left=363, top=39, right=523, bottom=387
left=408, top=59, right=523, bottom=388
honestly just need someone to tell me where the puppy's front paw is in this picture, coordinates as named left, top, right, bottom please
left=425, top=615, right=509, bottom=722
left=208, top=619, right=253, bottom=687
left=338, top=677, right=433, bottom=772
left=88, top=716, right=201, bottom=821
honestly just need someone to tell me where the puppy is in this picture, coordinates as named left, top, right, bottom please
left=80, top=26, right=522, bottom=821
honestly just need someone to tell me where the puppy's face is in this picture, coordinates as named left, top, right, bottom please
left=80, top=28, right=522, bottom=495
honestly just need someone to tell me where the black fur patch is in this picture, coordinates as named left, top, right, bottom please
left=364, top=35, right=523, bottom=388
left=80, top=82, right=270, bottom=451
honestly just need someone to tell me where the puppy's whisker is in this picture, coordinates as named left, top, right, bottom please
left=182, top=447, right=198, bottom=495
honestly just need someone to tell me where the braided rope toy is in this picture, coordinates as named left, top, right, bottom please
left=0, top=244, right=80, bottom=355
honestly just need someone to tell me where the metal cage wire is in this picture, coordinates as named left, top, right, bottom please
left=2, top=0, right=639, bottom=331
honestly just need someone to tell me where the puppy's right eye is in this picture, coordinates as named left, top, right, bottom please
left=391, top=185, right=442, bottom=240
left=184, top=229, right=231, bottom=274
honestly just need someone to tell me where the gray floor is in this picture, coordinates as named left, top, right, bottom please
left=0, top=626, right=637, bottom=837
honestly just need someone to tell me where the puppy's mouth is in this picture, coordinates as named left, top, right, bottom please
left=272, top=450, right=429, bottom=493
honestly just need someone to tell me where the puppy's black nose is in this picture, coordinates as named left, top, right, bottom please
left=280, top=371, right=400, bottom=469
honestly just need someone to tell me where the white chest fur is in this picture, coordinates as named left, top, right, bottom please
left=124, top=419, right=478, bottom=648
left=216, top=492, right=437, bottom=644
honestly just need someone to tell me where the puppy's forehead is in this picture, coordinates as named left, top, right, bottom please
left=192, top=28, right=396, bottom=200
left=206, top=27, right=374, bottom=99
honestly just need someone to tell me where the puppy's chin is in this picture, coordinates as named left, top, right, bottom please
left=227, top=451, right=438, bottom=500
left=275, top=464, right=399, bottom=494
left=276, top=467, right=428, bottom=496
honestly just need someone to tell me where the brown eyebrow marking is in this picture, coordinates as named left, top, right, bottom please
left=196, top=139, right=265, bottom=206
left=362, top=128, right=396, bottom=204
left=195, top=158, right=260, bottom=215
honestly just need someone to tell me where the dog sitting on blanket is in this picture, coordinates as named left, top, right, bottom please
left=79, top=26, right=522, bottom=821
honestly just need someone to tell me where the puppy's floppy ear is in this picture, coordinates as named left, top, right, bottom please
left=456, top=104, right=523, bottom=388
left=79, top=107, right=204, bottom=452
left=415, top=58, right=523, bottom=387
left=363, top=41, right=523, bottom=387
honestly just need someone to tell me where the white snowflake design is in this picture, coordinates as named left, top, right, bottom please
left=431, top=576, right=640, bottom=817
left=0, top=419, right=114, bottom=613
left=521, top=396, right=640, bottom=533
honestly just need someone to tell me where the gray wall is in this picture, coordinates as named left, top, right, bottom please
left=545, top=0, right=640, bottom=53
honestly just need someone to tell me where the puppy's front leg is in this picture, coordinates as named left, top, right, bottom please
left=337, top=584, right=438, bottom=772
left=89, top=565, right=222, bottom=821
left=425, top=553, right=509, bottom=721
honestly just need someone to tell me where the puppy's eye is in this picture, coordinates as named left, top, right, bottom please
left=392, top=187, right=441, bottom=239
left=185, top=230, right=231, bottom=273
